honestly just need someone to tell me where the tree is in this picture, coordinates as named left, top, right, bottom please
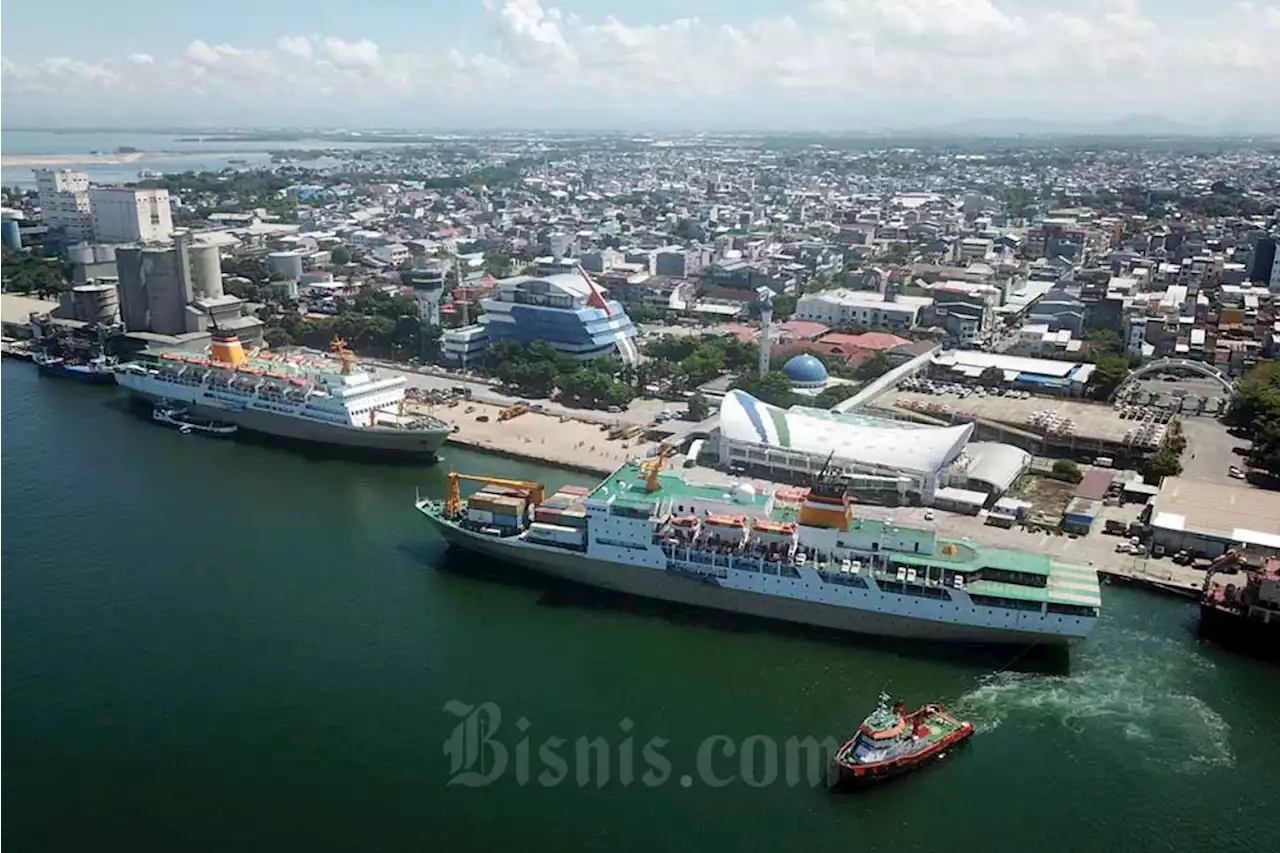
left=329, top=245, right=351, bottom=266
left=1084, top=328, right=1123, bottom=354
left=1225, top=362, right=1280, bottom=435
left=484, top=249, right=513, bottom=278
left=733, top=370, right=797, bottom=408
left=853, top=351, right=893, bottom=382
left=1052, top=459, right=1082, bottom=482
left=1143, top=446, right=1183, bottom=484
left=1225, top=363, right=1280, bottom=479
left=1087, top=355, right=1131, bottom=400
left=978, top=366, right=1004, bottom=387
left=813, top=384, right=858, bottom=409
left=771, top=293, right=797, bottom=321
left=687, top=392, right=711, bottom=421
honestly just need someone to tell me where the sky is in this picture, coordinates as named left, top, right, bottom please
left=3, top=0, right=1279, bottom=132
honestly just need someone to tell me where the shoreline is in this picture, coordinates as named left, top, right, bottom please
left=1, top=151, right=151, bottom=167
left=442, top=433, right=615, bottom=476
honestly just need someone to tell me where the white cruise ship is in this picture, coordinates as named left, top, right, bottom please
left=416, top=454, right=1101, bottom=647
left=115, top=331, right=453, bottom=456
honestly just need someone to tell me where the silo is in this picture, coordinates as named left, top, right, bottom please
left=71, top=281, right=121, bottom=325
left=93, top=243, right=117, bottom=264
left=189, top=244, right=224, bottom=298
left=142, top=247, right=187, bottom=335
left=68, top=242, right=95, bottom=265
left=114, top=246, right=149, bottom=331
left=1, top=219, right=20, bottom=250
left=268, top=250, right=304, bottom=281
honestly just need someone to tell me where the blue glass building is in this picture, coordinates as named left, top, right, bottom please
left=445, top=273, right=639, bottom=363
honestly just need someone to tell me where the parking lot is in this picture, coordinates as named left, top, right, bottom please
left=883, top=382, right=1140, bottom=444
left=1115, top=376, right=1230, bottom=418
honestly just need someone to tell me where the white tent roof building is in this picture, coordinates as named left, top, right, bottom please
left=716, top=390, right=975, bottom=504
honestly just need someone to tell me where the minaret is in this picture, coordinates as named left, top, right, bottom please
left=756, top=286, right=774, bottom=377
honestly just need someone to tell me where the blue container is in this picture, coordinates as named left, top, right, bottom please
left=492, top=514, right=520, bottom=528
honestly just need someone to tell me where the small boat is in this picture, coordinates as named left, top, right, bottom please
left=827, top=692, right=974, bottom=789
left=32, top=352, right=117, bottom=384
left=153, top=406, right=238, bottom=437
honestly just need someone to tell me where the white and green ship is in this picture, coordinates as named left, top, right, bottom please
left=416, top=459, right=1101, bottom=647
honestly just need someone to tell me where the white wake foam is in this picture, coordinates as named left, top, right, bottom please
left=953, top=629, right=1232, bottom=772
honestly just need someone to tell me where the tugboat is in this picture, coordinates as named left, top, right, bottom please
left=153, top=405, right=238, bottom=437
left=827, top=692, right=974, bottom=789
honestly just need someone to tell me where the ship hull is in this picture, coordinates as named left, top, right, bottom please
left=37, top=363, right=116, bottom=385
left=424, top=515, right=1080, bottom=647
left=1198, top=605, right=1280, bottom=660
left=120, top=383, right=449, bottom=457
left=827, top=729, right=972, bottom=790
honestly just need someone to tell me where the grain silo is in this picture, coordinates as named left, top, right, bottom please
left=71, top=281, right=121, bottom=325
left=141, top=246, right=189, bottom=335
left=268, top=250, right=304, bottom=281
left=189, top=244, right=224, bottom=298
left=114, top=246, right=149, bottom=331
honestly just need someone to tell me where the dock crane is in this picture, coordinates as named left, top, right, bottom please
left=638, top=445, right=672, bottom=493
left=445, top=473, right=546, bottom=518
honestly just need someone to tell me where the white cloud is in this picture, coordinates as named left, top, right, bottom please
left=184, top=40, right=222, bottom=66
left=319, top=37, right=379, bottom=69
left=276, top=35, right=313, bottom=59
left=2, top=1, right=1279, bottom=129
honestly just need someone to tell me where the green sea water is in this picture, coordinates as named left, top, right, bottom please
left=3, top=361, right=1279, bottom=852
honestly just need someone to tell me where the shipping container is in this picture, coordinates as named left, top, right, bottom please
left=527, top=522, right=587, bottom=546
left=559, top=485, right=590, bottom=496
left=466, top=508, right=494, bottom=524
left=492, top=514, right=520, bottom=528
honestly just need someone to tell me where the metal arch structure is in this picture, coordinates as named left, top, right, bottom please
left=1109, top=358, right=1236, bottom=401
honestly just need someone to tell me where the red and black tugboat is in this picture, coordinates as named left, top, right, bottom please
left=827, top=691, right=974, bottom=789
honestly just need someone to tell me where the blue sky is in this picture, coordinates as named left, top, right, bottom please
left=2, top=1, right=786, bottom=57
left=3, top=1, right=1278, bottom=131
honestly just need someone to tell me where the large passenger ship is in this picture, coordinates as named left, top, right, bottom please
left=114, top=331, right=453, bottom=456
left=416, top=453, right=1101, bottom=646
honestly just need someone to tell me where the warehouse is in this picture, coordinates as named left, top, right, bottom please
left=1148, top=478, right=1280, bottom=558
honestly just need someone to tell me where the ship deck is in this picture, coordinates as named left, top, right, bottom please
left=591, top=461, right=1100, bottom=611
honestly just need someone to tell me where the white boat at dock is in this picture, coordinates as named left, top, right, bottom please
left=153, top=405, right=238, bottom=436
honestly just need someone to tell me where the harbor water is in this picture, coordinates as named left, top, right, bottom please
left=3, top=361, right=1279, bottom=852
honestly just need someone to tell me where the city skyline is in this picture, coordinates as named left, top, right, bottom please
left=3, top=0, right=1280, bottom=132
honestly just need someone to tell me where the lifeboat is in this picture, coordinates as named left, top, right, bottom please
left=751, top=519, right=798, bottom=535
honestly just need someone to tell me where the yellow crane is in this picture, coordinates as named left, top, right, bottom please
left=638, top=444, right=672, bottom=493
left=446, top=473, right=546, bottom=517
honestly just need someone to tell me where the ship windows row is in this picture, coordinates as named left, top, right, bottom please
left=1046, top=603, right=1098, bottom=618
left=596, top=537, right=647, bottom=551
left=968, top=594, right=1042, bottom=612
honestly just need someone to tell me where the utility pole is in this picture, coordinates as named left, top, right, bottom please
left=455, top=254, right=468, bottom=373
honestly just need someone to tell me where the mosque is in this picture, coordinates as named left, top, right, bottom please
left=779, top=353, right=839, bottom=397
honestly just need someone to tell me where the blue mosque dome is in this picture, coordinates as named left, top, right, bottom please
left=782, top=354, right=829, bottom=388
